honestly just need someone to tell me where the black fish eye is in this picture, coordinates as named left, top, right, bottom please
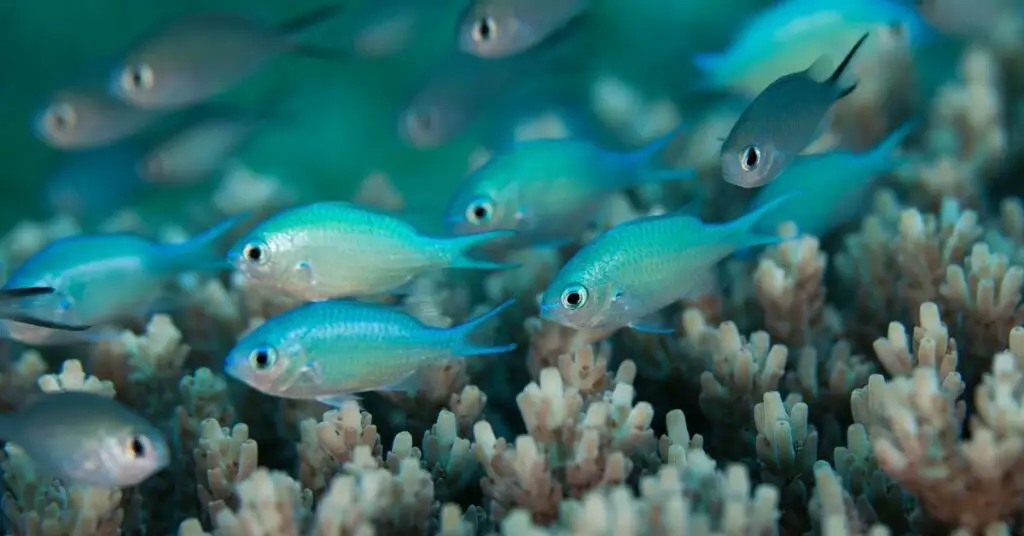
left=128, top=436, right=146, bottom=457
left=242, top=244, right=264, bottom=263
left=473, top=17, right=496, bottom=42
left=250, top=346, right=276, bottom=370
left=466, top=198, right=494, bottom=224
left=560, top=284, right=588, bottom=310
left=121, top=63, right=155, bottom=92
left=47, top=104, right=75, bottom=132
left=740, top=145, right=761, bottom=172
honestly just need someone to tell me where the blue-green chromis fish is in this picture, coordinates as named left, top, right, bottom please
left=107, top=6, right=345, bottom=110
left=456, top=0, right=592, bottom=59
left=0, top=391, right=169, bottom=487
left=1, top=213, right=247, bottom=346
left=539, top=192, right=799, bottom=332
left=694, top=0, right=930, bottom=96
left=719, top=32, right=870, bottom=189
left=33, top=89, right=164, bottom=151
left=229, top=202, right=516, bottom=301
left=139, top=108, right=266, bottom=185
left=224, top=299, right=516, bottom=405
left=750, top=121, right=914, bottom=237
left=443, top=127, right=695, bottom=249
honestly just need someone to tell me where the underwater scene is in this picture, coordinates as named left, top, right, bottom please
left=1, top=0, right=1023, bottom=534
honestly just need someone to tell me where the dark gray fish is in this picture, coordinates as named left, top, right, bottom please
left=0, top=391, right=169, bottom=487
left=456, top=0, right=592, bottom=59
left=32, top=89, right=164, bottom=151
left=719, top=32, right=870, bottom=188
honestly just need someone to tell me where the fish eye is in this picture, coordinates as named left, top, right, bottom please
left=472, top=17, right=497, bottom=43
left=414, top=106, right=440, bottom=133
left=740, top=145, right=761, bottom=172
left=44, top=103, right=76, bottom=133
left=120, top=63, right=155, bottom=94
left=249, top=346, right=277, bottom=370
left=242, top=243, right=267, bottom=264
left=465, top=197, right=495, bottom=225
left=126, top=435, right=148, bottom=458
left=560, top=284, right=588, bottom=310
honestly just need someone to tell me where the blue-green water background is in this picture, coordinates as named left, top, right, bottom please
left=0, top=0, right=802, bottom=230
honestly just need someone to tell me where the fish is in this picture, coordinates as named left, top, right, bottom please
left=0, top=287, right=91, bottom=331
left=229, top=201, right=516, bottom=301
left=44, top=142, right=148, bottom=224
left=443, top=126, right=695, bottom=249
left=694, top=0, right=931, bottom=96
left=224, top=298, right=516, bottom=405
left=538, top=192, right=799, bottom=333
left=719, top=32, right=870, bottom=189
left=750, top=121, right=914, bottom=237
left=0, top=391, right=169, bottom=487
left=139, top=107, right=268, bottom=185
left=32, top=89, right=164, bottom=151
left=1, top=213, right=247, bottom=346
left=347, top=0, right=422, bottom=58
left=398, top=28, right=590, bottom=148
left=455, top=0, right=592, bottom=59
left=107, top=6, right=346, bottom=110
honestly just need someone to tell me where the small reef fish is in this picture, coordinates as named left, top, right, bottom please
left=107, top=6, right=345, bottom=110
left=347, top=0, right=422, bottom=58
left=1, top=213, right=247, bottom=346
left=224, top=298, right=516, bottom=406
left=229, top=201, right=515, bottom=301
left=694, top=0, right=930, bottom=95
left=44, top=142, right=148, bottom=224
left=750, top=121, right=914, bottom=237
left=539, top=192, right=799, bottom=332
left=720, top=32, right=870, bottom=189
left=0, top=286, right=91, bottom=331
left=456, top=0, right=592, bottom=59
left=33, top=89, right=164, bottom=151
left=443, top=126, right=695, bottom=249
left=139, top=108, right=267, bottom=185
left=0, top=391, right=170, bottom=487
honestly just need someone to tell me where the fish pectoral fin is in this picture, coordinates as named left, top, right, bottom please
left=296, top=260, right=318, bottom=287
left=377, top=370, right=422, bottom=394
left=315, top=393, right=362, bottom=408
left=628, top=316, right=675, bottom=335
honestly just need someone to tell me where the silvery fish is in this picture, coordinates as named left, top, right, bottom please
left=694, top=0, right=930, bottom=95
left=2, top=213, right=247, bottom=346
left=456, top=0, right=591, bottom=59
left=139, top=108, right=266, bottom=185
left=750, top=121, right=913, bottom=237
left=107, top=6, right=345, bottom=110
left=720, top=32, right=870, bottom=189
left=33, top=89, right=164, bottom=150
left=539, top=192, right=799, bottom=332
left=224, top=298, right=516, bottom=406
left=44, top=142, right=147, bottom=224
left=0, top=391, right=170, bottom=487
left=0, top=286, right=91, bottom=332
left=229, top=201, right=515, bottom=301
left=443, top=126, right=695, bottom=249
left=347, top=0, right=422, bottom=58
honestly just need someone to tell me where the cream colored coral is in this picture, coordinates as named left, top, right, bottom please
left=176, top=368, right=236, bottom=453
left=0, top=215, right=81, bottom=271
left=525, top=317, right=615, bottom=379
left=0, top=350, right=49, bottom=406
left=195, top=420, right=259, bottom=522
left=448, top=384, right=487, bottom=434
left=209, top=469, right=312, bottom=536
left=754, top=391, right=817, bottom=491
left=37, top=359, right=115, bottom=398
left=352, top=171, right=405, bottom=212
left=873, top=301, right=959, bottom=377
left=754, top=224, right=830, bottom=346
left=296, top=399, right=382, bottom=495
left=119, top=314, right=191, bottom=382
left=787, top=341, right=875, bottom=416
left=421, top=410, right=477, bottom=501
left=212, top=164, right=296, bottom=216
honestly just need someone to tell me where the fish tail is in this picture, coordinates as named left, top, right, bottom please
left=624, top=122, right=689, bottom=165
left=865, top=120, right=916, bottom=169
left=278, top=4, right=347, bottom=36
left=731, top=191, right=806, bottom=250
left=0, top=287, right=91, bottom=332
left=827, top=32, right=871, bottom=91
left=448, top=299, right=518, bottom=357
left=440, top=230, right=520, bottom=270
left=618, top=123, right=697, bottom=185
left=161, top=212, right=252, bottom=274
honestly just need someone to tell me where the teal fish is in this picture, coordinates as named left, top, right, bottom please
left=720, top=33, right=870, bottom=189
left=539, top=192, right=799, bottom=332
left=33, top=89, right=164, bottom=151
left=224, top=298, right=516, bottom=406
left=107, top=6, right=345, bottom=110
left=750, top=121, right=914, bottom=237
left=694, top=0, right=931, bottom=95
left=229, top=202, right=515, bottom=301
left=0, top=391, right=169, bottom=487
left=443, top=127, right=694, bottom=249
left=1, top=213, right=247, bottom=346
left=456, top=0, right=592, bottom=59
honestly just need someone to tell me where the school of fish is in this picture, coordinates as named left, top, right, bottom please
left=3, top=0, right=977, bottom=489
